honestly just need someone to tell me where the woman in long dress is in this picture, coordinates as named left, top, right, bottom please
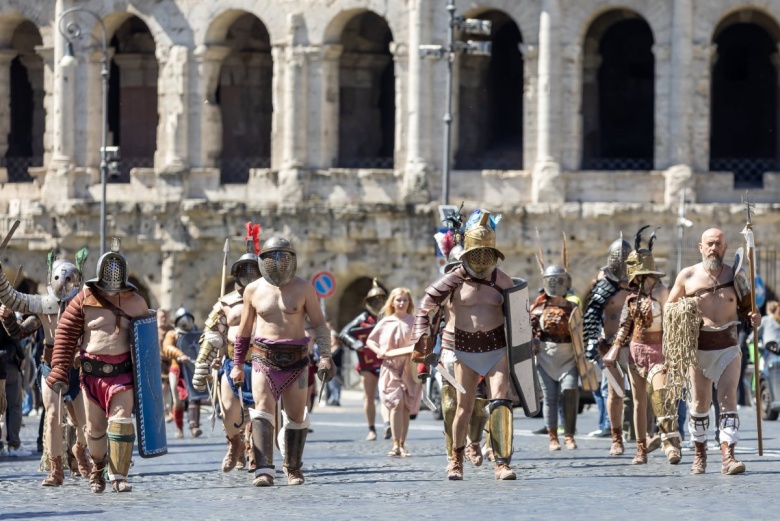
left=366, top=287, right=422, bottom=457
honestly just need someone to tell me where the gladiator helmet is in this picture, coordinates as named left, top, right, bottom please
left=86, top=238, right=136, bottom=294
left=542, top=265, right=571, bottom=298
left=258, top=236, right=297, bottom=287
left=626, top=226, right=665, bottom=287
left=364, top=278, right=388, bottom=316
left=602, top=235, right=632, bottom=282
left=173, top=307, right=195, bottom=332
left=232, top=223, right=262, bottom=290
left=461, top=210, right=504, bottom=279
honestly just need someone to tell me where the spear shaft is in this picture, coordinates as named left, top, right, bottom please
left=220, top=239, right=229, bottom=298
left=742, top=198, right=763, bottom=456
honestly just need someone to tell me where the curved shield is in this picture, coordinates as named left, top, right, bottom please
left=569, top=306, right=600, bottom=392
left=177, top=330, right=210, bottom=401
left=503, top=280, right=541, bottom=417
left=131, top=315, right=168, bottom=458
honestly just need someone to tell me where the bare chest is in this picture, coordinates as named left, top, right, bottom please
left=254, top=290, right=304, bottom=318
left=454, top=282, right=504, bottom=309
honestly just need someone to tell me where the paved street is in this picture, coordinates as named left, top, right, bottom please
left=2, top=389, right=779, bottom=520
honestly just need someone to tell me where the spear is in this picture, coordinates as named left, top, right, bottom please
left=210, top=238, right=230, bottom=428
left=220, top=238, right=230, bottom=298
left=741, top=195, right=763, bottom=456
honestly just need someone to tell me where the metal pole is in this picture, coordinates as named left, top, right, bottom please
left=676, top=188, right=685, bottom=277
left=442, top=0, right=455, bottom=206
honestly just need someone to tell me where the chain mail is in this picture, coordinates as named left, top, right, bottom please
left=260, top=251, right=296, bottom=287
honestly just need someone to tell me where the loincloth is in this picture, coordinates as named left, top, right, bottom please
left=628, top=341, right=665, bottom=379
left=697, top=344, right=740, bottom=387
left=536, top=341, right=576, bottom=382
left=251, top=337, right=310, bottom=401
left=454, top=349, right=507, bottom=377
left=219, top=359, right=254, bottom=407
left=80, top=352, right=134, bottom=417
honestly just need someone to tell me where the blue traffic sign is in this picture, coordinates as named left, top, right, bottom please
left=312, top=271, right=336, bottom=298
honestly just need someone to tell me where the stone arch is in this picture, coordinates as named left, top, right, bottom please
left=207, top=12, right=273, bottom=184
left=337, top=276, right=374, bottom=328
left=709, top=8, right=780, bottom=188
left=581, top=9, right=654, bottom=170
left=335, top=11, right=395, bottom=169
left=454, top=9, right=524, bottom=170
left=0, top=18, right=43, bottom=183
left=106, top=15, right=158, bottom=183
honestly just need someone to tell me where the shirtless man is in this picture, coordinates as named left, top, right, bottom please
left=230, top=236, right=333, bottom=487
left=584, top=236, right=632, bottom=455
left=47, top=239, right=150, bottom=493
left=0, top=251, right=91, bottom=485
left=668, top=228, right=761, bottom=475
left=412, top=210, right=517, bottom=481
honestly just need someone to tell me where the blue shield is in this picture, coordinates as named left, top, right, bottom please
left=177, top=330, right=210, bottom=401
left=131, top=315, right=168, bottom=458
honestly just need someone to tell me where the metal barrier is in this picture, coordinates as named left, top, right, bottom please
left=218, top=157, right=271, bottom=184
left=709, top=157, right=773, bottom=188
left=0, top=156, right=42, bottom=182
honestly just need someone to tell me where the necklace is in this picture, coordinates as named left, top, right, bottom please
left=707, top=265, right=724, bottom=285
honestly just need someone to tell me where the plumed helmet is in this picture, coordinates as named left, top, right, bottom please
left=48, top=259, right=82, bottom=301
left=231, top=240, right=261, bottom=289
left=462, top=210, right=504, bottom=279
left=173, top=307, right=195, bottom=332
left=364, top=278, right=388, bottom=316
left=602, top=235, right=632, bottom=282
left=259, top=235, right=297, bottom=287
left=626, top=226, right=665, bottom=285
left=86, top=238, right=136, bottom=294
left=542, top=264, right=571, bottom=297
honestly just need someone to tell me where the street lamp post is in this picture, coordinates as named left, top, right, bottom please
left=419, top=0, right=492, bottom=206
left=58, top=7, right=112, bottom=255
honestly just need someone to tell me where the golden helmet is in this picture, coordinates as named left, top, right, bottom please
left=627, top=225, right=665, bottom=285
left=462, top=211, right=505, bottom=260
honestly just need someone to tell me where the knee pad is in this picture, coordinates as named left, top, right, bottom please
left=719, top=411, right=740, bottom=445
left=688, top=411, right=709, bottom=444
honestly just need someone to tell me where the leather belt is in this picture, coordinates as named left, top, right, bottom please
left=698, top=325, right=738, bottom=351
left=81, top=358, right=133, bottom=377
left=633, top=330, right=663, bottom=344
left=251, top=343, right=309, bottom=370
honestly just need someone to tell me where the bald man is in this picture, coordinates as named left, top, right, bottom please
left=668, top=228, right=761, bottom=475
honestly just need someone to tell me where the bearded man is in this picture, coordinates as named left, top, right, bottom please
left=667, top=228, right=761, bottom=475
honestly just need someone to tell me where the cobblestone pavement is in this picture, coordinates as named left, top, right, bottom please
left=2, top=389, right=779, bottom=520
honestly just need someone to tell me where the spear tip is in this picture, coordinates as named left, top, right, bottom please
left=223, top=238, right=230, bottom=253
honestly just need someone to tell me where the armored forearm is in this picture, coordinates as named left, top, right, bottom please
left=195, top=305, right=227, bottom=365
left=410, top=266, right=467, bottom=346
left=47, top=291, right=85, bottom=389
left=0, top=268, right=44, bottom=314
left=338, top=312, right=370, bottom=351
left=314, top=326, right=331, bottom=359
left=584, top=278, right=617, bottom=352
left=611, top=301, right=635, bottom=350
left=2, top=314, right=41, bottom=340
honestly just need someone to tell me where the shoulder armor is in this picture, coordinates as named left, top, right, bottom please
left=734, top=269, right=751, bottom=301
left=588, top=278, right=618, bottom=306
left=40, top=294, right=60, bottom=315
left=219, top=290, right=243, bottom=308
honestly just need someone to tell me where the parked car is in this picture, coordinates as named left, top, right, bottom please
left=758, top=341, right=780, bottom=420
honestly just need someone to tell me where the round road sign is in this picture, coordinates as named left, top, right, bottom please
left=312, top=271, right=336, bottom=298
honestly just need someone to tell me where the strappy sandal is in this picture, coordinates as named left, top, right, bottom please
left=399, top=446, right=412, bottom=458
left=387, top=446, right=401, bottom=457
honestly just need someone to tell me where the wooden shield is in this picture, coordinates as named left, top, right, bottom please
left=569, top=306, right=600, bottom=392
left=504, top=280, right=541, bottom=417
left=131, top=315, right=168, bottom=458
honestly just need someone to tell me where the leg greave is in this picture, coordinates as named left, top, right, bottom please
left=719, top=411, right=740, bottom=446
left=467, top=397, right=488, bottom=445
left=283, top=412, right=310, bottom=473
left=688, top=411, right=709, bottom=444
left=249, top=408, right=275, bottom=475
left=106, top=417, right=135, bottom=482
left=488, top=399, right=513, bottom=465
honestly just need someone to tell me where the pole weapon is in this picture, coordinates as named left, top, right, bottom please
left=211, top=239, right=230, bottom=428
left=741, top=194, right=763, bottom=456
left=0, top=220, right=20, bottom=257
left=220, top=238, right=229, bottom=298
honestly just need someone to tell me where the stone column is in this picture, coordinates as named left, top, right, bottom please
left=390, top=41, right=408, bottom=170
left=402, top=0, right=433, bottom=202
left=653, top=43, right=670, bottom=170
left=0, top=49, right=19, bottom=160
left=318, top=43, right=342, bottom=169
left=155, top=45, right=189, bottom=174
left=520, top=43, right=538, bottom=169
left=193, top=44, right=229, bottom=168
left=690, top=43, right=717, bottom=172
left=667, top=0, right=693, bottom=167
left=281, top=44, right=306, bottom=170
left=531, top=0, right=564, bottom=203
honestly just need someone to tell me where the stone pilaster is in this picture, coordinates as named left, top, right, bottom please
left=193, top=44, right=229, bottom=168
left=691, top=43, right=717, bottom=172
left=520, top=43, right=538, bottom=169
left=155, top=44, right=189, bottom=174
left=532, top=0, right=564, bottom=203
left=390, top=41, right=408, bottom=171
left=317, top=43, right=342, bottom=169
left=666, top=0, right=693, bottom=168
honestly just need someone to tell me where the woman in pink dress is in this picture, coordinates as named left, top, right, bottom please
left=367, top=287, right=422, bottom=457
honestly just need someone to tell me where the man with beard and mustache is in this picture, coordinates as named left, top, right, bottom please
left=668, top=228, right=761, bottom=475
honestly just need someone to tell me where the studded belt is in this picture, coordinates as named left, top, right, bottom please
left=454, top=325, right=506, bottom=353
left=251, top=342, right=309, bottom=371
left=632, top=330, right=663, bottom=344
left=81, top=358, right=133, bottom=377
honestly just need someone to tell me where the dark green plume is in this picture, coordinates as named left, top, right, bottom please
left=75, top=247, right=89, bottom=273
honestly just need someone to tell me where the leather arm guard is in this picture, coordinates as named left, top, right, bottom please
left=411, top=266, right=467, bottom=364
left=338, top=311, right=371, bottom=351
left=604, top=299, right=634, bottom=365
left=314, top=325, right=335, bottom=381
left=583, top=278, right=618, bottom=359
left=2, top=314, right=41, bottom=340
left=47, top=290, right=86, bottom=392
left=233, top=336, right=250, bottom=367
left=161, top=331, right=185, bottom=360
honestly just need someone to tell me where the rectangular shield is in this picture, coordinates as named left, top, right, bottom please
left=504, top=281, right=541, bottom=417
left=569, top=306, right=601, bottom=392
left=351, top=325, right=382, bottom=369
left=130, top=315, right=168, bottom=458
left=178, top=330, right=210, bottom=402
